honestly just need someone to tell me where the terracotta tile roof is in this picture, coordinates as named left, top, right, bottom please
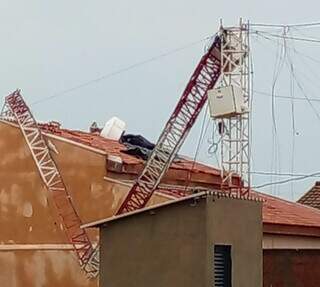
left=160, top=187, right=320, bottom=230
left=38, top=122, right=320, bottom=232
left=154, top=185, right=320, bottom=230
left=82, top=191, right=263, bottom=228
left=297, top=182, right=320, bottom=209
left=39, top=122, right=221, bottom=177
left=258, top=191, right=320, bottom=228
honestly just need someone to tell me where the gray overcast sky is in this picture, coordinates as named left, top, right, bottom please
left=1, top=0, right=320, bottom=201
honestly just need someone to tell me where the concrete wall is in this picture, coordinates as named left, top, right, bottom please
left=0, top=250, right=97, bottom=287
left=100, top=199, right=207, bottom=287
left=100, top=195, right=262, bottom=287
left=0, top=121, right=169, bottom=286
left=263, top=234, right=320, bottom=249
left=264, top=249, right=320, bottom=287
left=207, top=197, right=263, bottom=287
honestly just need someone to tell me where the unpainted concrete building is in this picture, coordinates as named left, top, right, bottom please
left=84, top=192, right=263, bottom=287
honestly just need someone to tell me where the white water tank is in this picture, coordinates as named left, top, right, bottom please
left=100, top=117, right=126, bottom=141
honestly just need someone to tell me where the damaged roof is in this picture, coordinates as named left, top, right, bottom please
left=3, top=119, right=320, bottom=236
left=40, top=122, right=221, bottom=174
left=37, top=122, right=320, bottom=235
left=38, top=122, right=242, bottom=189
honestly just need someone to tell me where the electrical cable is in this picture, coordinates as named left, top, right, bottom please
left=288, top=28, right=320, bottom=89
left=205, top=110, right=225, bottom=170
left=251, top=22, right=320, bottom=28
left=269, top=28, right=286, bottom=195
left=249, top=171, right=320, bottom=177
left=291, top=68, right=320, bottom=122
left=286, top=29, right=297, bottom=200
left=252, top=28, right=320, bottom=65
left=253, top=30, right=320, bottom=44
left=250, top=26, right=320, bottom=195
left=207, top=121, right=222, bottom=161
left=252, top=171, right=320, bottom=189
left=252, top=31, right=320, bottom=120
left=185, top=104, right=210, bottom=190
left=248, top=23, right=254, bottom=187
left=31, top=35, right=214, bottom=106
left=253, top=89, right=320, bottom=102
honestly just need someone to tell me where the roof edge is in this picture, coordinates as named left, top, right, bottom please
left=263, top=223, right=320, bottom=238
left=81, top=191, right=262, bottom=228
left=0, top=119, right=107, bottom=156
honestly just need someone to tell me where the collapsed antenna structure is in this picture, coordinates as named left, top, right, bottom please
left=0, top=91, right=99, bottom=278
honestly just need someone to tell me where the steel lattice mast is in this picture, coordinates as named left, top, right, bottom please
left=116, top=34, right=223, bottom=214
left=0, top=91, right=99, bottom=278
left=218, top=21, right=251, bottom=196
left=0, top=24, right=249, bottom=278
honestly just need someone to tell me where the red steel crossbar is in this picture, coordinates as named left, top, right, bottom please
left=117, top=34, right=222, bottom=214
left=1, top=91, right=99, bottom=278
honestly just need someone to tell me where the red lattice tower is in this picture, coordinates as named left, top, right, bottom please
left=117, top=34, right=222, bottom=214
left=0, top=90, right=99, bottom=278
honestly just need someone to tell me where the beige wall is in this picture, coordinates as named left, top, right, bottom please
left=0, top=121, right=172, bottom=287
left=0, top=249, right=97, bottom=287
left=100, top=199, right=207, bottom=287
left=207, top=197, right=263, bottom=287
left=100, top=195, right=262, bottom=287
left=263, top=234, right=320, bottom=250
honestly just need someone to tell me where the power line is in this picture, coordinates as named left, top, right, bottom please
left=31, top=35, right=214, bottom=106
left=253, top=30, right=320, bottom=44
left=250, top=171, right=320, bottom=177
left=289, top=22, right=320, bottom=28
left=252, top=171, right=320, bottom=189
left=251, top=22, right=320, bottom=28
left=252, top=28, right=320, bottom=65
left=251, top=35, right=320, bottom=102
left=269, top=29, right=284, bottom=195
left=185, top=104, right=210, bottom=189
left=249, top=29, right=320, bottom=192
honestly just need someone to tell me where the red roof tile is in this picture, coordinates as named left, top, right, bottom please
left=256, top=191, right=320, bottom=229
left=297, top=182, right=320, bottom=209
left=39, top=122, right=320, bottom=232
left=39, top=123, right=221, bottom=177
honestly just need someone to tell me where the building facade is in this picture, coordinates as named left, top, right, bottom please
left=85, top=193, right=262, bottom=287
left=2, top=119, right=320, bottom=286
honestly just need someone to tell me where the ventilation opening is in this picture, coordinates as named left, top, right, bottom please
left=214, top=245, right=232, bottom=287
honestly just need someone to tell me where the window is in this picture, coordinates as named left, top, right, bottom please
left=214, top=245, right=232, bottom=287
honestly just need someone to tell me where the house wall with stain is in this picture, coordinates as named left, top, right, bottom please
left=0, top=121, right=169, bottom=287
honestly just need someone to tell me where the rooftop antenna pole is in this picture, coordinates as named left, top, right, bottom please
left=218, top=18, right=251, bottom=196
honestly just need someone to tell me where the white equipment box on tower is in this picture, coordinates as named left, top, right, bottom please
left=207, top=85, right=246, bottom=119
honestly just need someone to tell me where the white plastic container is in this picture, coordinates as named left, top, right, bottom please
left=100, top=117, right=126, bottom=141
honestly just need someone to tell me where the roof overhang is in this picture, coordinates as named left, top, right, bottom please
left=81, top=191, right=262, bottom=229
left=263, top=222, right=320, bottom=238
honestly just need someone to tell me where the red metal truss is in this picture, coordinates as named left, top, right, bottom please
left=117, top=35, right=222, bottom=214
left=1, top=90, right=99, bottom=278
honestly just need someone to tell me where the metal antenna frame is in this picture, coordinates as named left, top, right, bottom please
left=0, top=91, right=99, bottom=278
left=219, top=19, right=251, bottom=196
